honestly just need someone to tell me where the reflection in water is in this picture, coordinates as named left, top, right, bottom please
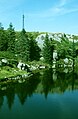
left=41, top=68, right=54, bottom=98
left=0, top=73, right=40, bottom=110
left=0, top=96, right=4, bottom=109
left=6, top=85, right=15, bottom=109
left=0, top=68, right=78, bottom=110
left=36, top=68, right=78, bottom=97
left=16, top=73, right=40, bottom=105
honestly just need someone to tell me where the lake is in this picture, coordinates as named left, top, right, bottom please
left=0, top=68, right=78, bottom=119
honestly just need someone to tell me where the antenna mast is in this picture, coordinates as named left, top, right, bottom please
left=23, top=14, right=25, bottom=30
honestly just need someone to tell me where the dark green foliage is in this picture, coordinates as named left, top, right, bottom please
left=15, top=32, right=41, bottom=62
left=7, top=23, right=16, bottom=53
left=0, top=23, right=8, bottom=51
left=15, top=29, right=30, bottom=62
left=0, top=51, right=16, bottom=59
left=29, top=34, right=41, bottom=61
left=57, top=35, right=76, bottom=60
left=43, top=34, right=54, bottom=65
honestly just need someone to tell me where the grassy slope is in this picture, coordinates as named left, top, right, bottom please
left=0, top=66, right=28, bottom=80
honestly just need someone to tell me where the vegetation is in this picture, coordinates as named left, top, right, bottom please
left=0, top=66, right=27, bottom=80
left=0, top=22, right=41, bottom=80
left=43, top=33, right=55, bottom=65
left=0, top=22, right=78, bottom=80
left=0, top=23, right=41, bottom=62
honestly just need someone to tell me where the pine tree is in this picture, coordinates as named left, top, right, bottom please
left=43, top=33, right=54, bottom=65
left=15, top=29, right=30, bottom=62
left=7, top=23, right=16, bottom=53
left=0, top=23, right=8, bottom=51
left=29, top=34, right=41, bottom=61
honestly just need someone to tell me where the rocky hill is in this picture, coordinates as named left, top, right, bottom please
left=35, top=32, right=78, bottom=49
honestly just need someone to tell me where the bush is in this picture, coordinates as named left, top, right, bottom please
left=0, top=51, right=17, bottom=60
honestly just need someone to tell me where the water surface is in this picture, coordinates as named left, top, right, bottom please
left=0, top=68, right=78, bottom=119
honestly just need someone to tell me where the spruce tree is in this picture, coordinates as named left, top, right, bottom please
left=29, top=34, right=41, bottom=61
left=43, top=33, right=54, bottom=65
left=0, top=23, right=8, bottom=51
left=7, top=23, right=16, bottom=53
left=15, top=29, right=30, bottom=62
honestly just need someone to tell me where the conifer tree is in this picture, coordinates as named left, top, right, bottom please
left=7, top=23, right=16, bottom=53
left=0, top=23, right=8, bottom=51
left=29, top=34, right=41, bottom=61
left=15, top=29, right=30, bottom=62
left=43, top=33, right=54, bottom=65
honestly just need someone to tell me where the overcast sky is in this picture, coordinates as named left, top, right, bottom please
left=0, top=0, right=78, bottom=34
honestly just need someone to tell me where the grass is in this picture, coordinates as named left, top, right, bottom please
left=0, top=66, right=28, bottom=80
left=0, top=60, right=48, bottom=81
left=28, top=60, right=50, bottom=67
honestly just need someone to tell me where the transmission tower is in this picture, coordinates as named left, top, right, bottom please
left=22, top=14, right=25, bottom=30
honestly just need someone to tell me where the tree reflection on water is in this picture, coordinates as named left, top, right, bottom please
left=0, top=68, right=78, bottom=110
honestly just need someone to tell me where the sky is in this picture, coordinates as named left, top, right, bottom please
left=0, top=0, right=78, bottom=34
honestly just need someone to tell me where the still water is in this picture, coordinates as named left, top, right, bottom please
left=0, top=68, right=78, bottom=119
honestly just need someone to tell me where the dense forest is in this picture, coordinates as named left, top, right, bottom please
left=0, top=22, right=78, bottom=64
left=0, top=22, right=41, bottom=62
left=0, top=22, right=78, bottom=80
